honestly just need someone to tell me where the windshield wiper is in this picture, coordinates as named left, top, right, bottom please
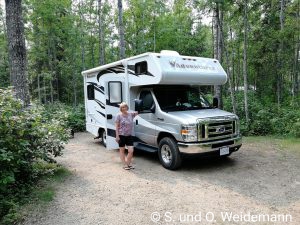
left=162, top=106, right=185, bottom=112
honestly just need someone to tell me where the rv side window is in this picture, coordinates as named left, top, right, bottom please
left=135, top=61, right=147, bottom=75
left=108, top=81, right=122, bottom=103
left=139, top=91, right=154, bottom=112
left=87, top=85, right=95, bottom=100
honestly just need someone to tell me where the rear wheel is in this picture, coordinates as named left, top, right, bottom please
left=101, top=130, right=107, bottom=147
left=158, top=137, right=182, bottom=170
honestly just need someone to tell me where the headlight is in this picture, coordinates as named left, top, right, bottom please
left=181, top=124, right=198, bottom=142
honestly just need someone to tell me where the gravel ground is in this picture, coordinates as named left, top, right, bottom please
left=21, top=132, right=299, bottom=225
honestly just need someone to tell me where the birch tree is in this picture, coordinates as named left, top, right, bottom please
left=243, top=0, right=249, bottom=124
left=118, top=0, right=125, bottom=59
left=277, top=0, right=285, bottom=106
left=213, top=1, right=223, bottom=108
left=98, top=0, right=105, bottom=65
left=5, top=0, right=30, bottom=106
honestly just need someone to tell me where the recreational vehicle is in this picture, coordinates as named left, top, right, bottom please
left=82, top=50, right=242, bottom=170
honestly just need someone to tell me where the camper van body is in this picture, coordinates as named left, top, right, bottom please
left=82, top=51, right=242, bottom=169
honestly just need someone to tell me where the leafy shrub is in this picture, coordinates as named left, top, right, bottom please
left=0, top=88, right=70, bottom=222
left=223, top=91, right=300, bottom=137
left=291, top=122, right=300, bottom=138
left=43, top=103, right=85, bottom=132
left=66, top=104, right=85, bottom=132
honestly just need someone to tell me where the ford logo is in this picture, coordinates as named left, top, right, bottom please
left=216, top=126, right=225, bottom=133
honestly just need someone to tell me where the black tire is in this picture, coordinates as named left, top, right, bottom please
left=100, top=130, right=107, bottom=147
left=158, top=137, right=182, bottom=170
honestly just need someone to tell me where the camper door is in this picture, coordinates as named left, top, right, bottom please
left=105, top=78, right=125, bottom=150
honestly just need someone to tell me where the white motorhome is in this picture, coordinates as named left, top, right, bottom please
left=82, top=50, right=242, bottom=170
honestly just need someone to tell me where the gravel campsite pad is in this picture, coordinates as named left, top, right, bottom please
left=21, top=132, right=300, bottom=225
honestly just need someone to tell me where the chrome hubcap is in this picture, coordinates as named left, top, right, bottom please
left=161, top=144, right=172, bottom=164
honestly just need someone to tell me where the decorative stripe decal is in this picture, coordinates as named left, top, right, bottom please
left=87, top=82, right=105, bottom=94
left=94, top=86, right=104, bottom=94
left=95, top=99, right=105, bottom=109
left=96, top=110, right=106, bottom=118
left=97, top=64, right=155, bottom=82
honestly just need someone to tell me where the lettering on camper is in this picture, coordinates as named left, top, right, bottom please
left=169, top=60, right=216, bottom=71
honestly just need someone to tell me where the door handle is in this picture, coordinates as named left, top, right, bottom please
left=157, top=117, right=164, bottom=121
left=136, top=120, right=138, bottom=125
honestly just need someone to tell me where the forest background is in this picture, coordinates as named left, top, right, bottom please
left=0, top=1, right=299, bottom=223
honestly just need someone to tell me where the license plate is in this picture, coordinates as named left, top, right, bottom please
left=220, top=146, right=229, bottom=156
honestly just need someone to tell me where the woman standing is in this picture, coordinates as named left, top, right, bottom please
left=115, top=102, right=138, bottom=170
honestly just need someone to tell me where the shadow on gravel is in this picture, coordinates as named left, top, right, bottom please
left=132, top=147, right=299, bottom=207
left=85, top=134, right=299, bottom=207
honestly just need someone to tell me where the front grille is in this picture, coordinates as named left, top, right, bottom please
left=198, top=119, right=236, bottom=141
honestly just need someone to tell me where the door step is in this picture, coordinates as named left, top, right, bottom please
left=134, top=143, right=158, bottom=153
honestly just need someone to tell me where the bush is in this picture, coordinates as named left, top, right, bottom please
left=291, top=122, right=300, bottom=138
left=223, top=91, right=300, bottom=137
left=43, top=103, right=85, bottom=132
left=0, top=88, right=70, bottom=222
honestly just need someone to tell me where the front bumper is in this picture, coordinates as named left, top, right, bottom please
left=177, top=135, right=242, bottom=154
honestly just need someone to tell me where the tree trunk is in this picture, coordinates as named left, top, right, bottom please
left=243, top=0, right=250, bottom=124
left=98, top=0, right=105, bottom=65
left=71, top=45, right=77, bottom=107
left=229, top=27, right=237, bottom=92
left=5, top=0, right=30, bottom=107
left=277, top=0, right=285, bottom=106
left=222, top=25, right=237, bottom=114
left=79, top=0, right=86, bottom=71
left=48, top=37, right=54, bottom=103
left=89, top=1, right=95, bottom=67
left=296, top=0, right=300, bottom=96
left=43, top=73, right=46, bottom=103
left=213, top=2, right=223, bottom=109
left=118, top=0, right=125, bottom=59
left=37, top=73, right=41, bottom=102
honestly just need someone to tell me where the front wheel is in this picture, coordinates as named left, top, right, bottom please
left=158, top=137, right=182, bottom=170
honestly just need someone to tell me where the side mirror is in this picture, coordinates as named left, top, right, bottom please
left=213, top=97, right=219, bottom=108
left=134, top=99, right=143, bottom=112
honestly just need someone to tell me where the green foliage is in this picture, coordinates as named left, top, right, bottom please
left=43, top=102, right=86, bottom=132
left=65, top=104, right=86, bottom=132
left=0, top=88, right=70, bottom=223
left=0, top=7, right=9, bottom=88
left=224, top=91, right=300, bottom=137
left=0, top=162, right=71, bottom=225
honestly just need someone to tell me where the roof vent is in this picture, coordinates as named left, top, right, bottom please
left=160, top=50, right=180, bottom=56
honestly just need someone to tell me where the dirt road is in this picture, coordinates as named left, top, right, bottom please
left=22, top=132, right=299, bottom=225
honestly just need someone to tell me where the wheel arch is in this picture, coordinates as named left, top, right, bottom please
left=157, top=132, right=177, bottom=145
left=98, top=127, right=105, bottom=136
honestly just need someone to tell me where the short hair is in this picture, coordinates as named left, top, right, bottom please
left=119, top=102, right=129, bottom=111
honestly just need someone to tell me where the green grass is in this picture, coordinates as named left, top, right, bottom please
left=29, top=166, right=71, bottom=204
left=244, top=136, right=300, bottom=156
left=34, top=187, right=55, bottom=202
left=0, top=163, right=71, bottom=225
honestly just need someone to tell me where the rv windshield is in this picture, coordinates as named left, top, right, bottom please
left=153, top=86, right=212, bottom=112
